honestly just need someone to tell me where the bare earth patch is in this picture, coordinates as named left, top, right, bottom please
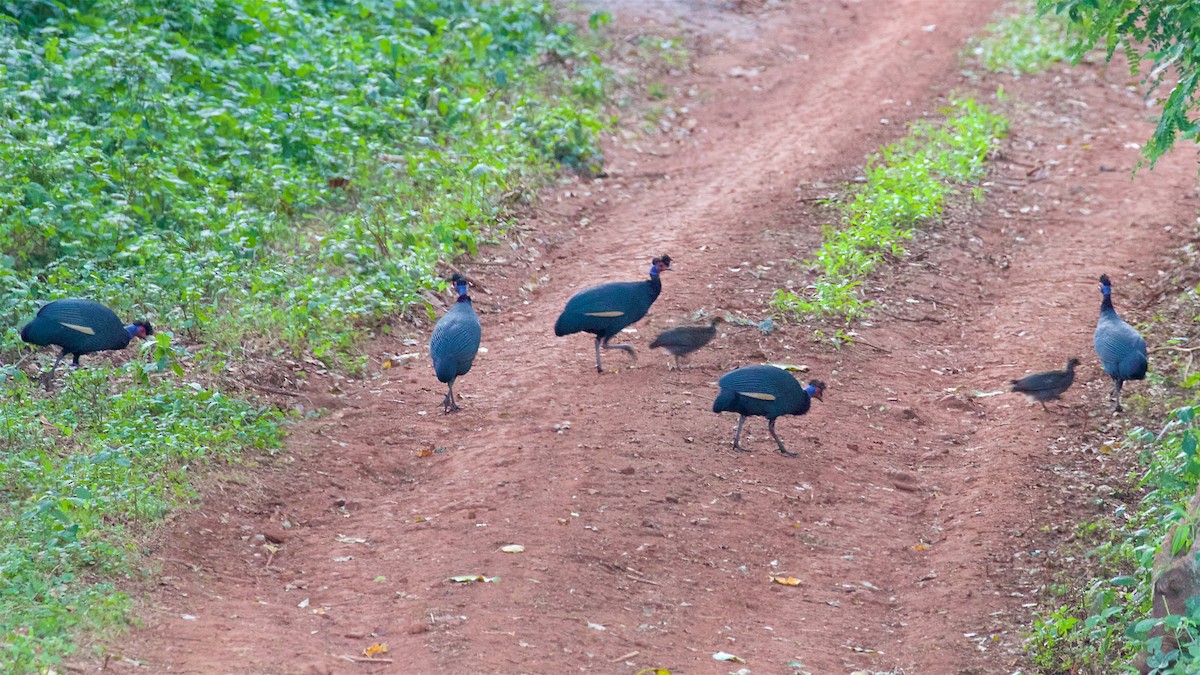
left=90, top=1, right=1199, bottom=673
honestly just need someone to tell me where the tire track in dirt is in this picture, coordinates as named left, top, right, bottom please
left=101, top=2, right=1199, bottom=674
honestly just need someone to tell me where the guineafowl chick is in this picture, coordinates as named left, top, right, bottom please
left=1011, top=358, right=1079, bottom=412
left=554, top=255, right=671, bottom=372
left=712, top=364, right=825, bottom=457
left=650, top=316, right=723, bottom=370
left=20, top=299, right=153, bottom=389
left=1094, top=274, right=1148, bottom=412
left=429, top=274, right=481, bottom=414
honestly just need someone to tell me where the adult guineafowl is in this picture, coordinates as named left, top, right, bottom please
left=712, top=364, right=825, bottom=457
left=554, top=255, right=671, bottom=372
left=1094, top=274, right=1148, bottom=412
left=1011, top=358, right=1079, bottom=412
left=430, top=274, right=481, bottom=414
left=650, top=316, right=723, bottom=370
left=20, top=298, right=153, bottom=389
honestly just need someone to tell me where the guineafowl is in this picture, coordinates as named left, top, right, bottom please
left=1011, top=358, right=1079, bottom=412
left=712, top=364, right=825, bottom=457
left=554, top=255, right=671, bottom=372
left=1094, top=274, right=1148, bottom=412
left=650, top=316, right=723, bottom=370
left=429, top=274, right=481, bottom=414
left=20, top=299, right=153, bottom=389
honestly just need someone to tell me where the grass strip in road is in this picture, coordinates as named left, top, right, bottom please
left=966, top=0, right=1073, bottom=76
left=771, top=97, right=1008, bottom=322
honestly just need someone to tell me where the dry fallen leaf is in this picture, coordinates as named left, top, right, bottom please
left=914, top=544, right=928, bottom=551
left=448, top=574, right=500, bottom=583
left=417, top=445, right=435, bottom=458
left=363, top=643, right=389, bottom=657
left=713, top=651, right=745, bottom=663
left=770, top=575, right=802, bottom=586
left=500, top=544, right=525, bottom=554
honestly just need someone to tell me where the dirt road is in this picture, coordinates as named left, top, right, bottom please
left=101, top=1, right=1199, bottom=673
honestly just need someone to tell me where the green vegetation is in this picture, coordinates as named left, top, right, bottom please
left=0, top=0, right=612, bottom=669
left=0, top=0, right=609, bottom=365
left=0, top=350, right=284, bottom=670
left=1039, top=0, right=1200, bottom=168
left=968, top=1, right=1073, bottom=75
left=771, top=98, right=1007, bottom=322
left=1028, top=402, right=1200, bottom=673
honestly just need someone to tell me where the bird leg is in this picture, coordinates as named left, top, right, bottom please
left=731, top=415, right=749, bottom=453
left=768, top=418, right=797, bottom=458
left=40, top=350, right=68, bottom=390
left=670, top=355, right=681, bottom=371
left=600, top=338, right=637, bottom=367
left=593, top=337, right=603, bottom=373
left=442, top=381, right=461, bottom=414
left=1112, top=379, right=1124, bottom=413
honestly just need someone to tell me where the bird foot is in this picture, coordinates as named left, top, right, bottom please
left=777, top=446, right=798, bottom=458
left=732, top=442, right=751, bottom=454
left=442, top=394, right=462, bottom=414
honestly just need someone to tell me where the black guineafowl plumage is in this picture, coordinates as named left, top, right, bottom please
left=1010, top=358, right=1079, bottom=412
left=650, top=316, right=723, bottom=370
left=712, top=365, right=826, bottom=457
left=429, top=274, right=481, bottom=414
left=1094, top=274, right=1148, bottom=412
left=19, top=299, right=153, bottom=389
left=554, top=255, right=671, bottom=372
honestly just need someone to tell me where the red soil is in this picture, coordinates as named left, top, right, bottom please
left=91, top=1, right=1200, bottom=673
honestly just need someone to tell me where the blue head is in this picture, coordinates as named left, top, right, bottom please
left=1099, top=274, right=1112, bottom=297
left=804, top=379, right=827, bottom=401
left=649, top=254, right=673, bottom=277
left=124, top=320, right=154, bottom=340
left=452, top=273, right=470, bottom=302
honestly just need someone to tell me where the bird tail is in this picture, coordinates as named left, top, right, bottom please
left=1121, top=352, right=1149, bottom=381
left=712, top=387, right=735, bottom=414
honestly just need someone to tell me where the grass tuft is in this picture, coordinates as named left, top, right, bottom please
left=967, top=1, right=1073, bottom=76
left=771, top=97, right=1007, bottom=322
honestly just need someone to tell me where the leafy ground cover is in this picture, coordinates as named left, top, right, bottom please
left=0, top=0, right=608, bottom=364
left=0, top=0, right=611, bottom=669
